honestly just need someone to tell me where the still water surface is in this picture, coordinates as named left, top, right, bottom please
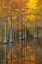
left=0, top=38, right=42, bottom=64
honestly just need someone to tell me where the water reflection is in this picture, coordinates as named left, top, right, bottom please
left=3, top=43, right=8, bottom=64
left=0, top=38, right=42, bottom=64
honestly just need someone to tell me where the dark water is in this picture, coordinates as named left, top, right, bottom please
left=0, top=38, right=42, bottom=64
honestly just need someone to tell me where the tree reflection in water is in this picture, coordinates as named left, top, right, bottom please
left=0, top=38, right=42, bottom=64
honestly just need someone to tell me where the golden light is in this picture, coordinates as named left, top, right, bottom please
left=30, top=15, right=35, bottom=21
left=27, top=0, right=38, bottom=9
left=38, top=16, right=40, bottom=19
left=26, top=14, right=35, bottom=21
